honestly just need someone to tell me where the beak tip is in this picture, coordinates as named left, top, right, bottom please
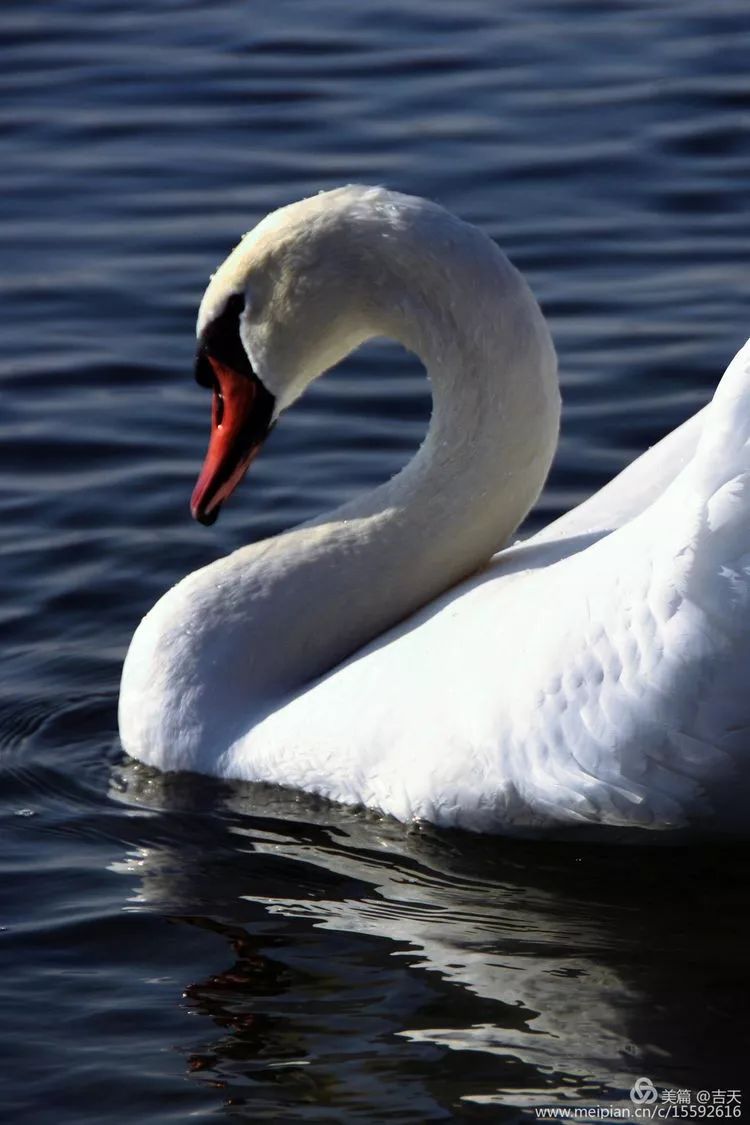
left=190, top=489, right=221, bottom=526
left=193, top=504, right=219, bottom=526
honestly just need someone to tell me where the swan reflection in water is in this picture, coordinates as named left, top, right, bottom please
left=109, top=760, right=748, bottom=1115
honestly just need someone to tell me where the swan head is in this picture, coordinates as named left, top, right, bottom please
left=191, top=186, right=390, bottom=524
left=189, top=184, right=557, bottom=526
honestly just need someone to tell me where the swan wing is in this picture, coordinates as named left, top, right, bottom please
left=530, top=403, right=707, bottom=547
left=225, top=342, right=750, bottom=833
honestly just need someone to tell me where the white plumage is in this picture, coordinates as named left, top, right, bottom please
left=119, top=186, right=750, bottom=835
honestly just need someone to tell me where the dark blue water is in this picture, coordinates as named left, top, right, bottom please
left=3, top=1, right=750, bottom=1119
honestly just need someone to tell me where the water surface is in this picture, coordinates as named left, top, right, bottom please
left=3, top=0, right=750, bottom=1119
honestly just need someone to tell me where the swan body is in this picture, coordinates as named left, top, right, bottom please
left=119, top=186, right=750, bottom=835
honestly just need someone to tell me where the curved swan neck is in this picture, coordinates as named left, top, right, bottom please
left=123, top=192, right=561, bottom=762
left=321, top=195, right=561, bottom=551
left=220, top=199, right=559, bottom=694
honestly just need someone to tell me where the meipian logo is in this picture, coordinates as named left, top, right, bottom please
left=630, top=1077, right=658, bottom=1105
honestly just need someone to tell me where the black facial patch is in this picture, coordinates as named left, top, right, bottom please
left=195, top=293, right=250, bottom=387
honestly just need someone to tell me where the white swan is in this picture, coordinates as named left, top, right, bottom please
left=119, top=185, right=750, bottom=835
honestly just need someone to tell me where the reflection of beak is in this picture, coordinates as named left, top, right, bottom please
left=190, top=352, right=276, bottom=526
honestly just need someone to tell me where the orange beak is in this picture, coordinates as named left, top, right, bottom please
left=190, top=354, right=275, bottom=525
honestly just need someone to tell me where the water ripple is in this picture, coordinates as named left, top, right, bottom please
left=3, top=0, right=750, bottom=1119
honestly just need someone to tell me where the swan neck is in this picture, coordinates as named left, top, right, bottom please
left=120, top=194, right=561, bottom=770
left=162, top=214, right=560, bottom=721
left=343, top=228, right=561, bottom=560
